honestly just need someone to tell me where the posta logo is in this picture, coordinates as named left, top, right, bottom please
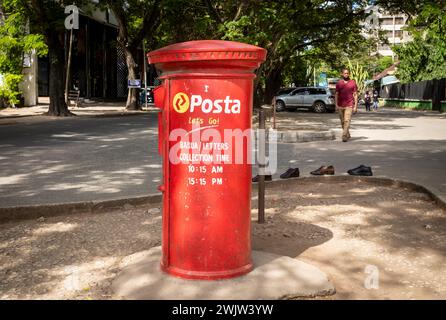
left=172, top=92, right=190, bottom=113
left=172, top=92, right=241, bottom=114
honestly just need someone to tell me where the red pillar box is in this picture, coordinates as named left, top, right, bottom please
left=148, top=40, right=266, bottom=280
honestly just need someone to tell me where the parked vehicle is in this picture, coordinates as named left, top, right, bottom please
left=274, top=87, right=336, bottom=113
left=275, top=87, right=296, bottom=96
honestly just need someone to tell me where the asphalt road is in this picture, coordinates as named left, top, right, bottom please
left=0, top=114, right=162, bottom=207
left=1, top=108, right=445, bottom=207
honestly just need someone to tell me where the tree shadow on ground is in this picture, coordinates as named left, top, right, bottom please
left=0, top=114, right=162, bottom=207
left=1, top=179, right=445, bottom=299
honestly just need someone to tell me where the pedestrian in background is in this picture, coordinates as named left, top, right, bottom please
left=364, top=90, right=371, bottom=112
left=373, top=89, right=379, bottom=111
left=335, top=68, right=358, bottom=142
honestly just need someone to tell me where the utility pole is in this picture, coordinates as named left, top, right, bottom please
left=392, top=16, right=396, bottom=63
left=143, top=40, right=148, bottom=109
left=313, top=65, right=317, bottom=87
left=65, top=28, right=73, bottom=105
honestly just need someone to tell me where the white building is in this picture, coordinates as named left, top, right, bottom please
left=364, top=5, right=412, bottom=60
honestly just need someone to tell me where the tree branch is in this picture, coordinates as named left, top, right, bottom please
left=105, top=0, right=129, bottom=46
left=202, top=0, right=223, bottom=24
left=233, top=0, right=246, bottom=21
left=129, top=0, right=162, bottom=48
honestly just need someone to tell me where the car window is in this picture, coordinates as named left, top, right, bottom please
left=276, top=88, right=294, bottom=95
left=292, top=88, right=309, bottom=95
left=309, top=88, right=328, bottom=95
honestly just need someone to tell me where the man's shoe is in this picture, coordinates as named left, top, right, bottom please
left=252, top=174, right=272, bottom=182
left=310, top=165, right=335, bottom=175
left=342, top=133, right=351, bottom=142
left=347, top=165, right=373, bottom=176
left=280, top=168, right=300, bottom=179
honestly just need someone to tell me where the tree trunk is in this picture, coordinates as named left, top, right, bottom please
left=263, top=66, right=284, bottom=105
left=124, top=47, right=140, bottom=110
left=46, top=33, right=74, bottom=116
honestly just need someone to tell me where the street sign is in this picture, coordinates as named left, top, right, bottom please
left=318, top=72, right=328, bottom=87
left=128, top=79, right=141, bottom=88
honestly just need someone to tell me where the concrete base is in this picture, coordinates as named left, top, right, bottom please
left=112, top=246, right=335, bottom=300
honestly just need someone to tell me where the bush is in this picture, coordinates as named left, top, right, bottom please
left=0, top=73, right=23, bottom=107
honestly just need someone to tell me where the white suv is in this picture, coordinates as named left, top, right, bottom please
left=275, top=87, right=336, bottom=113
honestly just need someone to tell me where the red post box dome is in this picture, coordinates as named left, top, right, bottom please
left=147, top=40, right=266, bottom=72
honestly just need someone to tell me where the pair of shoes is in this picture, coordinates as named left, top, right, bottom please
left=252, top=174, right=272, bottom=182
left=347, top=165, right=373, bottom=176
left=310, top=165, right=335, bottom=175
left=280, top=168, right=300, bottom=179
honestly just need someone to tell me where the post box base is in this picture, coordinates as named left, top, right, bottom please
left=160, top=262, right=253, bottom=280
left=112, top=246, right=335, bottom=300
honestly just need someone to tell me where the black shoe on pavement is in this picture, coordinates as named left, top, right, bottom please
left=252, top=174, right=272, bottom=182
left=280, top=168, right=300, bottom=179
left=347, top=165, right=373, bottom=176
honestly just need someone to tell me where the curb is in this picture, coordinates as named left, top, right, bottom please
left=253, top=176, right=446, bottom=211
left=0, top=109, right=158, bottom=122
left=1, top=176, right=444, bottom=224
left=0, top=194, right=161, bottom=224
left=278, top=129, right=336, bottom=143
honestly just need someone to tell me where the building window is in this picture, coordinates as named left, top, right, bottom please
left=387, top=30, right=403, bottom=38
left=380, top=17, right=405, bottom=26
left=380, top=18, right=393, bottom=25
left=395, top=17, right=404, bottom=25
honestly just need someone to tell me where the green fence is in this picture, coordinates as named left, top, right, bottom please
left=381, top=99, right=434, bottom=110
left=380, top=78, right=445, bottom=111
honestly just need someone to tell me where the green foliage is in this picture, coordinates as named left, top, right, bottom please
left=346, top=59, right=370, bottom=94
left=0, top=73, right=23, bottom=106
left=0, top=13, right=47, bottom=74
left=0, top=1, right=47, bottom=106
left=377, top=56, right=394, bottom=73
left=386, top=1, right=446, bottom=82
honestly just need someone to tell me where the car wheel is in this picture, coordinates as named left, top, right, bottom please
left=313, top=101, right=326, bottom=113
left=275, top=100, right=286, bottom=112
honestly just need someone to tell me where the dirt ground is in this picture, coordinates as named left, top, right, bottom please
left=1, top=181, right=445, bottom=300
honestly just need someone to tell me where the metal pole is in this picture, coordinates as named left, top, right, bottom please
left=143, top=40, right=148, bottom=109
left=64, top=28, right=73, bottom=105
left=258, top=108, right=266, bottom=224
left=313, top=66, right=316, bottom=87
left=272, top=97, right=276, bottom=129
left=392, top=16, right=396, bottom=62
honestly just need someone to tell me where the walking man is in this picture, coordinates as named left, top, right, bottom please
left=335, top=68, right=358, bottom=142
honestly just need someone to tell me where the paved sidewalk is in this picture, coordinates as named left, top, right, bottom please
left=270, top=108, right=446, bottom=202
left=0, top=100, right=157, bottom=124
left=0, top=107, right=445, bottom=208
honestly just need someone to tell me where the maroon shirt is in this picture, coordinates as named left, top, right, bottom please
left=336, top=79, right=358, bottom=108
